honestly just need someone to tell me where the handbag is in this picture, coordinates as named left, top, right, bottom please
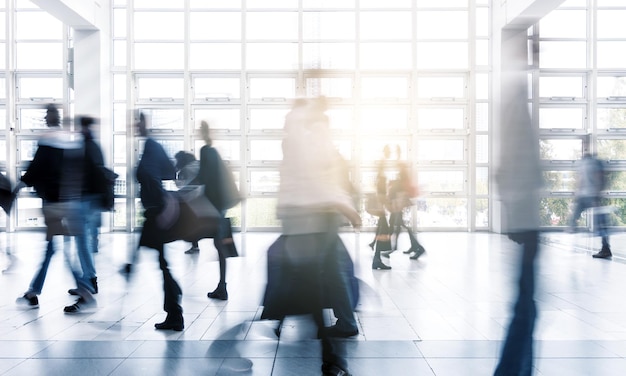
left=178, top=185, right=220, bottom=220
left=365, top=193, right=385, bottom=216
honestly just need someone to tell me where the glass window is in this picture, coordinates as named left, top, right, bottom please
left=134, top=43, right=184, bottom=70
left=149, top=138, right=184, bottom=160
left=18, top=139, right=38, bottom=161
left=597, top=76, right=626, bottom=98
left=246, top=12, right=298, bottom=40
left=18, top=108, right=64, bottom=131
left=417, top=77, right=465, bottom=99
left=543, top=170, right=577, bottom=192
left=476, top=167, right=489, bottom=195
left=359, top=139, right=408, bottom=163
left=416, top=0, right=468, bottom=7
left=247, top=43, right=298, bottom=70
left=190, top=0, right=242, bottom=8
left=540, top=10, right=586, bottom=39
left=303, top=42, right=355, bottom=69
left=597, top=10, right=626, bottom=39
left=598, top=139, right=626, bottom=161
left=476, top=39, right=489, bottom=66
left=246, top=197, right=280, bottom=227
left=417, top=170, right=465, bottom=192
left=136, top=77, right=184, bottom=100
left=361, top=0, right=412, bottom=7
left=138, top=108, right=184, bottom=130
left=359, top=107, right=408, bottom=132
left=16, top=197, right=45, bottom=228
left=360, top=43, right=411, bottom=70
left=113, top=9, right=127, bottom=38
left=476, top=198, right=488, bottom=227
left=134, top=12, right=184, bottom=40
left=113, top=104, right=127, bottom=132
left=476, top=103, right=489, bottom=131
left=193, top=77, right=240, bottom=100
left=249, top=139, right=282, bottom=162
left=605, top=171, right=626, bottom=192
left=249, top=108, right=289, bottom=130
left=305, top=77, right=353, bottom=99
left=476, top=135, right=489, bottom=164
left=0, top=139, right=6, bottom=162
left=303, top=0, right=355, bottom=8
left=113, top=166, right=126, bottom=195
left=18, top=77, right=63, bottom=100
left=476, top=8, right=489, bottom=37
left=190, top=12, right=241, bottom=40
left=113, top=135, right=126, bottom=163
left=540, top=139, right=583, bottom=160
left=16, top=12, right=62, bottom=40
left=417, top=139, right=465, bottom=162
left=417, top=198, right=467, bottom=228
left=190, top=43, right=241, bottom=70
left=247, top=0, right=298, bottom=8
left=539, top=41, right=587, bottom=69
left=597, top=42, right=626, bottom=70
left=540, top=198, right=573, bottom=227
left=198, top=139, right=241, bottom=162
left=250, top=170, right=280, bottom=193
left=249, top=78, right=296, bottom=100
left=113, top=40, right=127, bottom=67
left=134, top=0, right=184, bottom=8
left=416, top=11, right=468, bottom=39
left=113, top=74, right=127, bottom=101
left=361, top=77, right=408, bottom=100
left=326, top=108, right=354, bottom=132
left=193, top=108, right=240, bottom=131
left=476, top=73, right=489, bottom=100
left=539, top=76, right=584, bottom=98
left=0, top=43, right=6, bottom=70
left=417, top=42, right=468, bottom=69
left=417, top=108, right=465, bottom=130
left=303, top=12, right=355, bottom=40
left=597, top=107, right=626, bottom=129
left=360, top=12, right=412, bottom=40
left=16, top=43, right=63, bottom=69
left=539, top=108, right=585, bottom=129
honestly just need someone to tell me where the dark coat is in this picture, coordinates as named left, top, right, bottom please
left=198, top=145, right=226, bottom=211
left=136, top=138, right=176, bottom=210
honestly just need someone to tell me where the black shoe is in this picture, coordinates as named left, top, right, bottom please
left=64, top=297, right=97, bottom=314
left=155, top=315, right=184, bottom=331
left=368, top=241, right=375, bottom=250
left=69, top=277, right=98, bottom=296
left=207, top=282, right=228, bottom=300
left=16, top=293, right=39, bottom=309
left=324, top=325, right=358, bottom=338
left=592, top=248, right=612, bottom=259
left=403, top=248, right=413, bottom=254
left=322, top=362, right=352, bottom=376
left=372, top=259, right=391, bottom=270
left=410, top=245, right=426, bottom=260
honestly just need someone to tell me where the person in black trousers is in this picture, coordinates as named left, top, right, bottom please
left=135, top=113, right=184, bottom=331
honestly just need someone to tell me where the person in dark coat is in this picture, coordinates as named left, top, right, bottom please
left=135, top=112, right=184, bottom=331
left=197, top=120, right=230, bottom=300
left=174, top=151, right=201, bottom=254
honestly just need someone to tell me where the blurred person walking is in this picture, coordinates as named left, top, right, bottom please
left=15, top=104, right=97, bottom=313
left=174, top=150, right=201, bottom=254
left=567, top=152, right=611, bottom=259
left=368, top=145, right=392, bottom=270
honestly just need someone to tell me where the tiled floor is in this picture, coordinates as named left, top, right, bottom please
left=0, top=229, right=625, bottom=375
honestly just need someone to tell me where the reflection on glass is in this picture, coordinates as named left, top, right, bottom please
left=303, top=42, right=355, bottom=69
left=417, top=108, right=464, bottom=130
left=540, top=139, right=582, bottom=160
left=359, top=107, right=407, bottom=131
left=249, top=108, right=289, bottom=130
left=249, top=78, right=296, bottom=99
left=539, top=41, right=587, bottom=69
left=539, top=108, right=584, bottom=129
left=418, top=170, right=464, bottom=192
left=361, top=77, right=408, bottom=99
left=417, top=76, right=465, bottom=98
left=303, top=12, right=355, bottom=40
left=305, top=77, right=353, bottom=99
left=540, top=197, right=573, bottom=227
left=137, top=77, right=184, bottom=100
left=597, top=108, right=626, bottom=129
left=250, top=170, right=280, bottom=193
left=416, top=11, right=468, bottom=39
left=193, top=77, right=240, bottom=100
left=246, top=197, right=280, bottom=227
left=190, top=43, right=241, bottom=70
left=598, top=139, right=626, bottom=161
left=416, top=198, right=467, bottom=228
left=18, top=77, right=63, bottom=100
left=543, top=171, right=576, bottom=192
left=194, top=108, right=240, bottom=131
left=250, top=140, right=282, bottom=161
left=417, top=139, right=464, bottom=161
left=539, top=76, right=584, bottom=98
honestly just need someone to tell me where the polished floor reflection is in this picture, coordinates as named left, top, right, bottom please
left=0, top=230, right=625, bottom=375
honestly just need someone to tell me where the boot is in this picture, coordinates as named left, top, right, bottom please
left=372, top=251, right=391, bottom=270
left=592, top=246, right=612, bottom=259
left=154, top=313, right=184, bottom=331
left=207, top=282, right=228, bottom=300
